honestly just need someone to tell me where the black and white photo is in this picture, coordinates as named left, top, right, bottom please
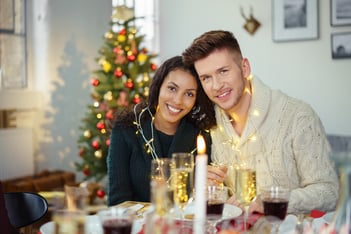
left=273, top=0, right=319, bottom=42
left=331, top=32, right=351, bottom=59
left=331, top=0, right=351, bottom=26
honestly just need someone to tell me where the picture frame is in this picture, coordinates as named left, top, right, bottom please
left=272, top=0, right=319, bottom=42
left=331, top=32, right=351, bottom=59
left=331, top=0, right=351, bottom=26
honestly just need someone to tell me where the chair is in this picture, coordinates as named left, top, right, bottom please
left=4, top=192, right=48, bottom=229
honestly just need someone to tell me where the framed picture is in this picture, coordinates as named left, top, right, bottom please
left=272, top=0, right=319, bottom=42
left=331, top=32, right=351, bottom=59
left=331, top=0, right=351, bottom=26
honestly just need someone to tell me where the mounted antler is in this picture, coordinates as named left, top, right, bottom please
left=240, top=5, right=261, bottom=35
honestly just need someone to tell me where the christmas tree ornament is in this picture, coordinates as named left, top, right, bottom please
left=113, top=47, right=122, bottom=54
left=79, top=148, right=85, bottom=157
left=151, top=63, right=158, bottom=71
left=127, top=53, right=136, bottom=62
left=114, top=69, right=124, bottom=78
left=143, top=87, right=150, bottom=97
left=91, top=79, right=100, bottom=87
left=137, top=53, right=147, bottom=63
left=84, top=130, right=92, bottom=139
left=96, top=189, right=106, bottom=198
left=104, top=91, right=113, bottom=101
left=106, top=138, right=111, bottom=147
left=105, top=110, right=114, bottom=120
left=105, top=32, right=113, bottom=40
left=101, top=61, right=112, bottom=73
left=117, top=91, right=129, bottom=107
left=94, top=150, right=103, bottom=159
left=117, top=34, right=126, bottom=43
left=96, top=121, right=105, bottom=130
left=96, top=113, right=102, bottom=119
left=119, top=28, right=127, bottom=35
left=92, top=140, right=100, bottom=150
left=111, top=5, right=134, bottom=22
left=143, top=73, right=150, bottom=82
left=83, top=166, right=90, bottom=176
left=125, top=79, right=134, bottom=89
left=133, top=94, right=141, bottom=104
left=93, top=101, right=100, bottom=108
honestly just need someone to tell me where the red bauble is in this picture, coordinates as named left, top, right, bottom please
left=133, top=96, right=141, bottom=104
left=114, top=70, right=123, bottom=78
left=150, top=63, right=157, bottom=71
left=96, top=121, right=105, bottom=130
left=92, top=140, right=100, bottom=150
left=113, top=47, right=122, bottom=54
left=83, top=166, right=90, bottom=176
left=106, top=138, right=110, bottom=147
left=106, top=110, right=114, bottom=120
left=127, top=54, right=136, bottom=62
left=79, top=148, right=84, bottom=157
left=96, top=189, right=105, bottom=198
left=125, top=80, right=134, bottom=89
left=119, top=29, right=126, bottom=35
left=91, top=79, right=100, bottom=86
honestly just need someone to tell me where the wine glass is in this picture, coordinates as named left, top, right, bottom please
left=172, top=152, right=194, bottom=219
left=206, top=185, right=228, bottom=234
left=234, top=166, right=256, bottom=231
left=150, top=158, right=175, bottom=216
left=261, top=186, right=290, bottom=234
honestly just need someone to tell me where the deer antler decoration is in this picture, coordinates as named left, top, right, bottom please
left=240, top=6, right=261, bottom=35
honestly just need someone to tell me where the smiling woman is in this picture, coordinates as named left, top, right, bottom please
left=106, top=55, right=215, bottom=207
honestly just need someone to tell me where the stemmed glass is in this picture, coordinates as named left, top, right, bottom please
left=261, top=186, right=290, bottom=234
left=234, top=166, right=256, bottom=231
left=206, top=185, right=228, bottom=234
left=172, top=152, right=194, bottom=219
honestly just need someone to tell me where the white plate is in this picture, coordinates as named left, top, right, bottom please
left=183, top=203, right=242, bottom=220
left=322, top=211, right=335, bottom=224
left=40, top=215, right=103, bottom=234
left=40, top=214, right=145, bottom=234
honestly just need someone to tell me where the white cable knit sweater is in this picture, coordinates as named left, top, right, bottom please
left=210, top=76, right=339, bottom=214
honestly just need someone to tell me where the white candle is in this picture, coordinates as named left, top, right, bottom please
left=194, top=134, right=208, bottom=234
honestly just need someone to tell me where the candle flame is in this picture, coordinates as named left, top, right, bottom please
left=197, top=134, right=206, bottom=154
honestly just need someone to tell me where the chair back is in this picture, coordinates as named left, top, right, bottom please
left=4, top=192, right=48, bottom=228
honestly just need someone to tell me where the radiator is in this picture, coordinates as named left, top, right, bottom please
left=0, top=128, right=34, bottom=180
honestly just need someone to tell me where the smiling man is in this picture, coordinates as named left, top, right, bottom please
left=182, top=30, right=339, bottom=214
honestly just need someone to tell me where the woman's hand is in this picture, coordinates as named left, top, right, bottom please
left=207, top=164, right=227, bottom=185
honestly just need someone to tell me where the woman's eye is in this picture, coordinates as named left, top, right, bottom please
left=168, top=86, right=176, bottom=92
left=186, top=92, right=195, bottom=97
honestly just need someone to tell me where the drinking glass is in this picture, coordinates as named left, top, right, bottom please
left=150, top=158, right=175, bottom=215
left=52, top=209, right=86, bottom=234
left=261, top=186, right=290, bottom=234
left=98, top=207, right=134, bottom=234
left=234, top=166, right=256, bottom=231
left=206, top=185, right=228, bottom=234
left=172, top=152, right=194, bottom=218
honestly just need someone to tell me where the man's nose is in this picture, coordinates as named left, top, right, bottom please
left=212, top=76, right=223, bottom=90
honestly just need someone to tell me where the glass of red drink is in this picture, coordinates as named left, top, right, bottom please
left=98, top=207, right=134, bottom=234
left=261, top=186, right=290, bottom=233
left=206, top=185, right=228, bottom=234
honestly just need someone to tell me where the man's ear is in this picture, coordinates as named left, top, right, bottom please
left=241, top=58, right=251, bottom=78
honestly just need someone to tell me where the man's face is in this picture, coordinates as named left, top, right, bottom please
left=194, top=49, right=250, bottom=112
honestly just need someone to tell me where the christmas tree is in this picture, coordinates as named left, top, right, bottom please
left=76, top=11, right=157, bottom=184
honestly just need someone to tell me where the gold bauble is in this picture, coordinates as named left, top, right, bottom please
left=104, top=91, right=113, bottom=101
left=94, top=150, right=103, bottom=159
left=84, top=130, right=92, bottom=138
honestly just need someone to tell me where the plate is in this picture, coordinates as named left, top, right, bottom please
left=40, top=214, right=145, bottom=234
left=183, top=202, right=242, bottom=220
left=322, top=212, right=335, bottom=224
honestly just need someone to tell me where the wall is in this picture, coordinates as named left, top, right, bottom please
left=158, top=0, right=351, bottom=136
left=25, top=0, right=112, bottom=179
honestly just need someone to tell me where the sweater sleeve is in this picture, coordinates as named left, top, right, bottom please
left=288, top=105, right=339, bottom=213
left=107, top=126, right=133, bottom=206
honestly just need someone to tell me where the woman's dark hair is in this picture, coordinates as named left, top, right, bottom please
left=182, top=30, right=242, bottom=67
left=112, top=55, right=216, bottom=130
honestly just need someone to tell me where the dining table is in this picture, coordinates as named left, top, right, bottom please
left=39, top=200, right=335, bottom=234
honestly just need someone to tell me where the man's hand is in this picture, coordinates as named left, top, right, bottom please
left=207, top=164, right=228, bottom=185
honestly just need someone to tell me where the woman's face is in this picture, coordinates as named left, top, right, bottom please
left=154, top=69, right=197, bottom=133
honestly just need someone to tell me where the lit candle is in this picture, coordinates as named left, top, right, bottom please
left=194, top=134, right=208, bottom=234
